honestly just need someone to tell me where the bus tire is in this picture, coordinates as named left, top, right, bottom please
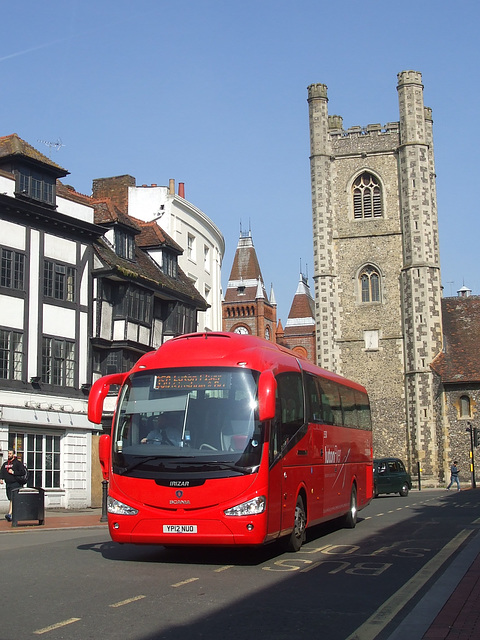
left=343, top=485, right=357, bottom=529
left=285, top=494, right=306, bottom=552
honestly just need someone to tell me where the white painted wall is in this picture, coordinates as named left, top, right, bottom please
left=57, top=196, right=94, bottom=223
left=127, top=185, right=225, bottom=331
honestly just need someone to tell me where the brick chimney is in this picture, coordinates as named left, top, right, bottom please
left=92, top=175, right=136, bottom=212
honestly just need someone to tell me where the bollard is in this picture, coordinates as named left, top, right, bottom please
left=100, top=479, right=108, bottom=523
left=417, top=461, right=421, bottom=491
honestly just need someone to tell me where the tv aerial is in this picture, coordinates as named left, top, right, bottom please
left=38, top=138, right=65, bottom=157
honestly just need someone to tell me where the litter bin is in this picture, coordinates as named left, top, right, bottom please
left=11, top=487, right=45, bottom=527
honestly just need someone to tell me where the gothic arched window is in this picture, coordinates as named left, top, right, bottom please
left=353, top=172, right=383, bottom=219
left=360, top=265, right=381, bottom=303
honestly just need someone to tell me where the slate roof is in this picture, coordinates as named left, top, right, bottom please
left=0, top=133, right=68, bottom=176
left=224, top=232, right=268, bottom=303
left=431, top=296, right=480, bottom=383
left=283, top=275, right=315, bottom=336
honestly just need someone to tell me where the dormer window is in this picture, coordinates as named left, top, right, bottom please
left=115, top=228, right=135, bottom=261
left=17, top=168, right=55, bottom=205
left=162, top=250, right=178, bottom=278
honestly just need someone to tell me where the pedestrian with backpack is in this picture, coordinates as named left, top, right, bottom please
left=0, top=449, right=27, bottom=521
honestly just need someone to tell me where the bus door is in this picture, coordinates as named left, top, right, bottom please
left=314, top=377, right=344, bottom=517
left=271, top=372, right=311, bottom=536
left=304, top=373, right=326, bottom=522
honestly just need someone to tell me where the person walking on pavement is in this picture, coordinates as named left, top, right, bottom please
left=0, top=449, right=25, bottom=521
left=447, top=460, right=461, bottom=491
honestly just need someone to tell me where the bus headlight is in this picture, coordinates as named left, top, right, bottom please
left=224, top=496, right=266, bottom=516
left=107, top=496, right=139, bottom=516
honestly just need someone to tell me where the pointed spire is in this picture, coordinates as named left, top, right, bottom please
left=276, top=318, right=285, bottom=339
left=285, top=273, right=315, bottom=330
left=269, top=283, right=277, bottom=306
left=256, top=277, right=264, bottom=300
left=224, top=231, right=267, bottom=303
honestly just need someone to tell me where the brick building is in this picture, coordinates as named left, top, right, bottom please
left=431, top=293, right=480, bottom=485
left=222, top=230, right=277, bottom=340
left=276, top=273, right=316, bottom=363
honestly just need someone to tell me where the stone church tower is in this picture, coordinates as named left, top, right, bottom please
left=307, top=71, right=443, bottom=482
left=222, top=230, right=277, bottom=340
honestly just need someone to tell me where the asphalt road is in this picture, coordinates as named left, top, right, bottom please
left=1, top=489, right=479, bottom=640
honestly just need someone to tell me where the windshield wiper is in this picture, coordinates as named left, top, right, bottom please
left=120, top=455, right=195, bottom=474
left=173, top=460, right=255, bottom=475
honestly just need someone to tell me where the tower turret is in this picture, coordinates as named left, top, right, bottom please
left=397, top=70, right=443, bottom=479
left=307, top=83, right=340, bottom=371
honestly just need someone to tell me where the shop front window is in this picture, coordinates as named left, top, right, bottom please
left=9, top=432, right=61, bottom=488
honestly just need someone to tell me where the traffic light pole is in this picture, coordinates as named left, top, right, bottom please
left=466, top=422, right=477, bottom=489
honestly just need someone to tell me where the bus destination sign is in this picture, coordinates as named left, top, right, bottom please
left=154, top=372, right=229, bottom=391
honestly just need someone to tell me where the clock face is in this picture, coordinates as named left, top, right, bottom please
left=234, top=326, right=248, bottom=335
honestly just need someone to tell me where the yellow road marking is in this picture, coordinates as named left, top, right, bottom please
left=346, top=529, right=472, bottom=640
left=110, top=595, right=146, bottom=607
left=34, top=618, right=81, bottom=635
left=171, top=577, right=199, bottom=587
left=214, top=565, right=235, bottom=572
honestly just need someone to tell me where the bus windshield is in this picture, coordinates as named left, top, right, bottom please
left=112, top=367, right=263, bottom=469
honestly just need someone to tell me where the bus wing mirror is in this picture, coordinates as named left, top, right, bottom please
left=258, top=370, right=276, bottom=421
left=99, top=434, right=111, bottom=480
left=88, top=373, right=127, bottom=425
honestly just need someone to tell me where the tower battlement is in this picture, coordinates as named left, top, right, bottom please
left=307, top=83, right=328, bottom=100
left=328, top=118, right=400, bottom=137
left=397, top=70, right=423, bottom=87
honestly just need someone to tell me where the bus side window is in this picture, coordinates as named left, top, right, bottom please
left=355, top=390, right=372, bottom=430
left=276, top=372, right=304, bottom=445
left=342, top=386, right=358, bottom=427
left=269, top=399, right=283, bottom=464
left=305, top=374, right=322, bottom=423
left=319, top=379, right=343, bottom=426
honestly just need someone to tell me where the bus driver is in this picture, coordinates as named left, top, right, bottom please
left=141, top=413, right=181, bottom=446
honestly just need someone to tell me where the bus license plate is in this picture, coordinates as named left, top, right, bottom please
left=163, top=524, right=197, bottom=534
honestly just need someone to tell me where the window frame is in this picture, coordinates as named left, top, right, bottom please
left=459, top=395, right=471, bottom=419
left=162, top=250, right=178, bottom=279
left=353, top=172, right=383, bottom=220
left=113, top=284, right=153, bottom=325
left=43, top=259, right=76, bottom=303
left=0, top=247, right=25, bottom=291
left=9, top=431, right=61, bottom=489
left=16, top=168, right=56, bottom=206
left=163, top=301, right=197, bottom=336
left=0, top=328, right=23, bottom=381
left=359, top=265, right=381, bottom=304
left=114, top=228, right=135, bottom=261
left=41, top=336, right=76, bottom=387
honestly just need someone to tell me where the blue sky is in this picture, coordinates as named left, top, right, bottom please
left=2, top=0, right=478, bottom=319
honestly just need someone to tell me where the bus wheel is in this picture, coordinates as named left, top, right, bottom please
left=286, top=495, right=306, bottom=552
left=343, top=485, right=357, bottom=529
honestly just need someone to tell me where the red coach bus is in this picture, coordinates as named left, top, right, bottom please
left=89, top=332, right=372, bottom=551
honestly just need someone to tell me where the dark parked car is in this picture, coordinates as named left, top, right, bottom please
left=373, top=457, right=412, bottom=497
